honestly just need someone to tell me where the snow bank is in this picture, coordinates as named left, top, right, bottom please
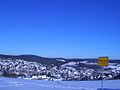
left=0, top=77, right=120, bottom=90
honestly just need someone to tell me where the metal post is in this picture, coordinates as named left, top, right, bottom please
left=102, top=67, right=104, bottom=90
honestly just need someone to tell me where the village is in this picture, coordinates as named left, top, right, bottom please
left=0, top=58, right=120, bottom=81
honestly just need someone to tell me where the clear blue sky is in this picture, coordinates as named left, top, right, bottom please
left=0, top=0, right=120, bottom=59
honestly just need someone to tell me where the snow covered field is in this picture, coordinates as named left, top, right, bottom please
left=0, top=77, right=120, bottom=90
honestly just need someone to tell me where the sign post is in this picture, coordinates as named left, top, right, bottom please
left=98, top=57, right=109, bottom=90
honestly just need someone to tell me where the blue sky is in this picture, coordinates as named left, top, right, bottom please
left=0, top=0, right=120, bottom=59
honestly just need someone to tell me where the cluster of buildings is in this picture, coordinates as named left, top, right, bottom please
left=0, top=58, right=120, bottom=81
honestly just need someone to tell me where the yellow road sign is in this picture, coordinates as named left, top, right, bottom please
left=98, top=57, right=109, bottom=66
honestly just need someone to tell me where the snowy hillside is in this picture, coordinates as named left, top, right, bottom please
left=0, top=54, right=120, bottom=81
left=0, top=77, right=120, bottom=90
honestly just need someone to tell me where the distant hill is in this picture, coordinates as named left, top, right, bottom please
left=0, top=54, right=66, bottom=66
left=0, top=54, right=120, bottom=65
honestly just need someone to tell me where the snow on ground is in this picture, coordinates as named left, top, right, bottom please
left=80, top=61, right=97, bottom=65
left=0, top=77, right=120, bottom=90
left=56, top=59, right=66, bottom=62
left=61, top=62, right=77, bottom=67
left=107, top=63, right=120, bottom=70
